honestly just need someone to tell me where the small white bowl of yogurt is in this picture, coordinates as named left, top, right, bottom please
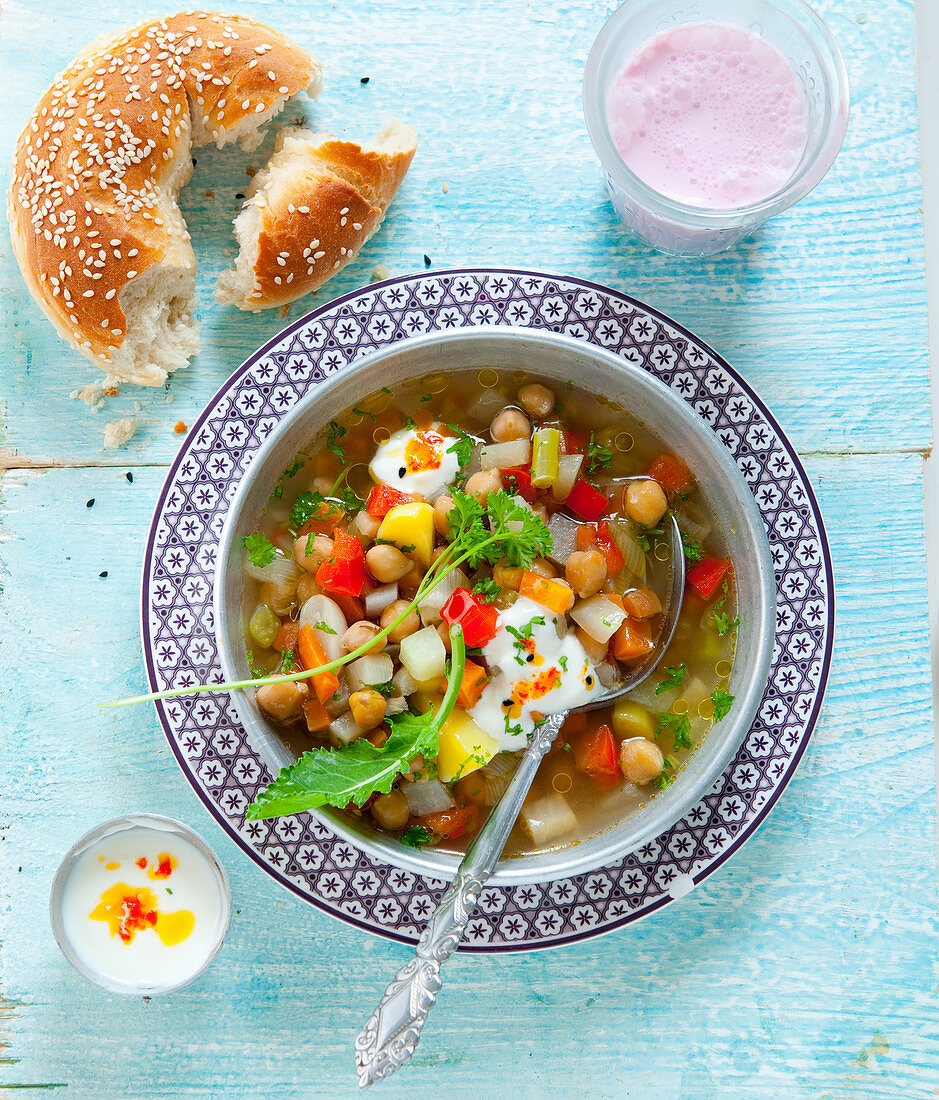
left=49, top=814, right=232, bottom=996
left=583, top=0, right=849, bottom=255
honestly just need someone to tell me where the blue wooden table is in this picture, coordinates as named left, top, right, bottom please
left=1, top=1, right=936, bottom=1096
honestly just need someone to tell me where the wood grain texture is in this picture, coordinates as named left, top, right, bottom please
left=0, top=455, right=935, bottom=1098
left=0, top=0, right=929, bottom=465
left=0, top=0, right=935, bottom=1096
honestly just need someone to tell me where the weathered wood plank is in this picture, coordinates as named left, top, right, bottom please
left=0, top=453, right=934, bottom=1097
left=0, top=0, right=929, bottom=465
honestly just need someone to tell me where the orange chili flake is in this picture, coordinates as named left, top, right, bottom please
left=173, top=420, right=188, bottom=435
left=404, top=429, right=444, bottom=473
left=512, top=666, right=563, bottom=708
left=135, top=856, right=148, bottom=870
left=147, top=852, right=177, bottom=880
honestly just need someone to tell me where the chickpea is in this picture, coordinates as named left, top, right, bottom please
left=433, top=494, right=454, bottom=538
left=518, top=383, right=555, bottom=419
left=255, top=679, right=309, bottom=723
left=397, top=560, right=425, bottom=596
left=465, top=468, right=502, bottom=504
left=341, top=620, right=386, bottom=655
left=565, top=550, right=607, bottom=598
left=371, top=789, right=411, bottom=831
left=432, top=546, right=450, bottom=565
left=366, top=544, right=412, bottom=584
left=493, top=563, right=523, bottom=591
left=381, top=599, right=420, bottom=642
left=350, top=689, right=387, bottom=730
left=293, top=533, right=332, bottom=574
left=620, top=738, right=665, bottom=784
left=312, top=475, right=333, bottom=495
left=491, top=407, right=531, bottom=442
left=625, top=479, right=668, bottom=528
left=527, top=557, right=557, bottom=580
left=436, top=621, right=452, bottom=652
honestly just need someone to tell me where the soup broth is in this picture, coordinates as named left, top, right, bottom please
left=241, top=368, right=737, bottom=857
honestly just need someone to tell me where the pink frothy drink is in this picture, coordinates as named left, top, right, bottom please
left=607, top=22, right=808, bottom=209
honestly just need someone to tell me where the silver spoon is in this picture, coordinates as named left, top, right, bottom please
left=355, top=504, right=685, bottom=1087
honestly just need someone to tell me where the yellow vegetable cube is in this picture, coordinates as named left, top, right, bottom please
left=377, top=502, right=435, bottom=567
left=436, top=707, right=499, bottom=783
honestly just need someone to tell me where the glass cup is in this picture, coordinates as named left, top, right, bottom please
left=583, top=0, right=850, bottom=256
left=49, top=814, right=232, bottom=996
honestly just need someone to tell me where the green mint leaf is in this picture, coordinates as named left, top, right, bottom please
left=243, top=533, right=276, bottom=568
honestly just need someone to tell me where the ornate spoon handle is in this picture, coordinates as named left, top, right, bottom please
left=354, top=710, right=567, bottom=1088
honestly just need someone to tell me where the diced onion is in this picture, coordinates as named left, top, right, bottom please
left=606, top=519, right=647, bottom=581
left=553, top=454, right=584, bottom=502
left=354, top=509, right=381, bottom=540
left=478, top=753, right=517, bottom=805
left=393, top=667, right=418, bottom=697
left=479, top=438, right=532, bottom=471
left=346, top=654, right=394, bottom=691
left=326, top=681, right=350, bottom=717
left=467, top=388, right=510, bottom=424
left=329, top=711, right=362, bottom=745
left=520, top=793, right=577, bottom=845
left=365, top=582, right=399, bottom=618
left=596, top=661, right=620, bottom=689
left=570, top=595, right=627, bottom=643
left=546, top=513, right=579, bottom=566
left=400, top=626, right=447, bottom=683
left=298, top=594, right=348, bottom=660
left=676, top=499, right=712, bottom=544
left=385, top=696, right=409, bottom=716
left=402, top=778, right=454, bottom=816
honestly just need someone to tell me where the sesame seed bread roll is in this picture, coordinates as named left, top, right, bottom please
left=8, top=12, right=320, bottom=386
left=215, top=121, right=417, bottom=311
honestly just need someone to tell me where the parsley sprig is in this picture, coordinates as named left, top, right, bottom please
left=243, top=533, right=276, bottom=567
left=103, top=490, right=551, bottom=710
left=681, top=532, right=703, bottom=565
left=656, top=665, right=685, bottom=695
left=710, top=581, right=739, bottom=637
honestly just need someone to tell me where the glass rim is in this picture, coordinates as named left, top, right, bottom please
left=48, top=813, right=232, bottom=996
left=582, top=0, right=851, bottom=227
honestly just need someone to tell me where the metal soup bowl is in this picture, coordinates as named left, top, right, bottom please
left=215, top=327, right=775, bottom=887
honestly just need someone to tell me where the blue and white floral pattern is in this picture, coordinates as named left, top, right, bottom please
left=142, top=269, right=833, bottom=952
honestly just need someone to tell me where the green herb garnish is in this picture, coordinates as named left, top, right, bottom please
left=654, top=712, right=692, bottom=751
left=472, top=577, right=501, bottom=603
left=246, top=626, right=466, bottom=818
left=633, top=522, right=665, bottom=553
left=400, top=826, right=432, bottom=849
left=243, top=533, right=276, bottom=568
left=681, top=533, right=703, bottom=564
left=327, top=420, right=347, bottom=463
left=445, top=424, right=474, bottom=467
left=405, top=416, right=417, bottom=430
left=585, top=433, right=612, bottom=476
left=312, top=621, right=337, bottom=635
left=710, top=689, right=734, bottom=721
left=656, top=665, right=685, bottom=694
left=273, top=458, right=305, bottom=500
left=352, top=405, right=376, bottom=422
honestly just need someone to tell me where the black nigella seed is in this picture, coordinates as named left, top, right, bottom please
left=398, top=466, right=406, bottom=477
left=99, top=570, right=108, bottom=578
left=527, top=654, right=535, bottom=662
left=86, top=498, right=95, bottom=508
left=360, top=76, right=370, bottom=84
left=423, top=254, right=432, bottom=267
left=235, top=192, right=245, bottom=199
left=503, top=699, right=513, bottom=707
left=126, top=471, right=133, bottom=483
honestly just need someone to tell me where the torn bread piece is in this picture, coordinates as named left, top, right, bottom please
left=215, top=121, right=417, bottom=311
left=8, top=12, right=321, bottom=387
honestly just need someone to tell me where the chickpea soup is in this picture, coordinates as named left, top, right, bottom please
left=239, top=369, right=738, bottom=857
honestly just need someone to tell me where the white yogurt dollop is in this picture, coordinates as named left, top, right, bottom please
left=368, top=422, right=460, bottom=498
left=469, top=596, right=600, bottom=750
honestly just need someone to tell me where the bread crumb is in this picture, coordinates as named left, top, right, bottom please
left=174, top=420, right=189, bottom=435
left=279, top=303, right=291, bottom=319
left=442, top=181, right=449, bottom=193
left=104, top=417, right=137, bottom=448
left=371, top=264, right=391, bottom=283
left=103, top=385, right=120, bottom=397
left=70, top=383, right=105, bottom=411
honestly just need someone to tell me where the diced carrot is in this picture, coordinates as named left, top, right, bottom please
left=518, top=570, right=575, bottom=614
left=622, top=587, right=663, bottom=618
left=297, top=624, right=341, bottom=705
left=302, top=697, right=332, bottom=733
left=332, top=592, right=365, bottom=623
left=647, top=454, right=694, bottom=495
left=417, top=804, right=480, bottom=840
left=599, top=591, right=625, bottom=610
left=573, top=724, right=622, bottom=789
left=455, top=660, right=489, bottom=709
left=273, top=620, right=300, bottom=653
left=611, top=617, right=655, bottom=662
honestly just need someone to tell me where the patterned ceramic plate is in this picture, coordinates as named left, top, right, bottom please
left=142, top=268, right=833, bottom=952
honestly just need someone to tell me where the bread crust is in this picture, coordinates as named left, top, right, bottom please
left=218, top=123, right=417, bottom=310
left=8, top=11, right=319, bottom=381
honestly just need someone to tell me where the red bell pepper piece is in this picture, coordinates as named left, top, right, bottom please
left=647, top=454, right=694, bottom=495
left=573, top=724, right=622, bottom=788
left=686, top=556, right=730, bottom=601
left=562, top=430, right=589, bottom=454
left=441, top=587, right=499, bottom=647
left=365, top=484, right=419, bottom=518
left=416, top=804, right=480, bottom=840
left=501, top=466, right=537, bottom=502
left=576, top=521, right=624, bottom=573
left=565, top=479, right=609, bottom=521
left=315, top=526, right=367, bottom=597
